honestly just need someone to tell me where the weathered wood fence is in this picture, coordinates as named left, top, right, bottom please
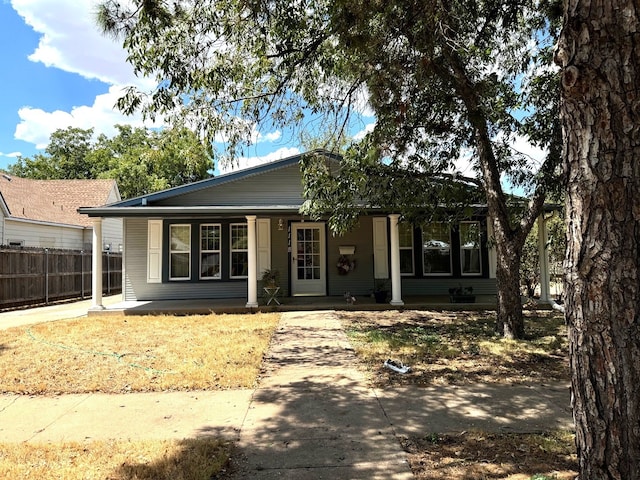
left=0, top=247, right=122, bottom=310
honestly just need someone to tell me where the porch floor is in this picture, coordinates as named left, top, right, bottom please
left=88, top=294, right=512, bottom=316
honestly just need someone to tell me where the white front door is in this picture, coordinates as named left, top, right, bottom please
left=291, top=223, right=326, bottom=296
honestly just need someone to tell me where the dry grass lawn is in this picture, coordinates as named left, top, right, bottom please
left=0, top=438, right=232, bottom=480
left=340, top=309, right=569, bottom=387
left=0, top=313, right=280, bottom=394
left=340, top=309, right=576, bottom=479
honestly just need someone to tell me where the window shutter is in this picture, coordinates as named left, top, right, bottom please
left=372, top=217, right=389, bottom=279
left=147, top=220, right=162, bottom=283
left=256, top=218, right=271, bottom=277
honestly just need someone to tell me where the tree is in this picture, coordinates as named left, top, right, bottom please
left=8, top=125, right=214, bottom=199
left=9, top=127, right=99, bottom=179
left=556, top=0, right=640, bottom=477
left=97, top=0, right=563, bottom=338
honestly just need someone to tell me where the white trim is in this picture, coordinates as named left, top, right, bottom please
left=230, top=223, right=249, bottom=279
left=246, top=215, right=258, bottom=308
left=459, top=221, right=482, bottom=276
left=398, top=222, right=415, bottom=276
left=169, top=224, right=191, bottom=281
left=199, top=223, right=222, bottom=280
left=421, top=222, right=453, bottom=276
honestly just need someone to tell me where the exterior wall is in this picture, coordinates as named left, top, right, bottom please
left=156, top=164, right=306, bottom=207
left=123, top=213, right=498, bottom=302
left=123, top=218, right=246, bottom=301
left=3, top=219, right=85, bottom=249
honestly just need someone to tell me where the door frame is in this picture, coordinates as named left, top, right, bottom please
left=290, top=222, right=327, bottom=296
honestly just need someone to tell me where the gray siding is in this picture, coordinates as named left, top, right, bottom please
left=156, top=164, right=305, bottom=207
left=401, top=277, right=497, bottom=296
left=326, top=217, right=376, bottom=296
left=123, top=215, right=497, bottom=302
left=123, top=218, right=246, bottom=301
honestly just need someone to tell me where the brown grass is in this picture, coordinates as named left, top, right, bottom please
left=0, top=438, right=232, bottom=480
left=340, top=309, right=568, bottom=387
left=403, top=430, right=577, bottom=480
left=0, top=313, right=280, bottom=394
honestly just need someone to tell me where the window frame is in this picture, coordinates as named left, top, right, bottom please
left=398, top=222, right=415, bottom=276
left=421, top=222, right=453, bottom=276
left=459, top=221, right=482, bottom=276
left=199, top=223, right=222, bottom=280
left=229, top=222, right=249, bottom=279
left=169, top=224, right=191, bottom=281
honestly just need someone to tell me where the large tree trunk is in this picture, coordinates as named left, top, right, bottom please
left=557, top=1, right=640, bottom=478
left=494, top=237, right=524, bottom=339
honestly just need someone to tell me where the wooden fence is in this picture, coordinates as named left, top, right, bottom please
left=0, top=247, right=122, bottom=310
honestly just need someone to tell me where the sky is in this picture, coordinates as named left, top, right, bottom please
left=0, top=0, right=376, bottom=175
left=0, top=0, right=543, bottom=183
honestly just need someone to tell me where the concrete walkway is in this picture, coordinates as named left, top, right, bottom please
left=0, top=308, right=573, bottom=479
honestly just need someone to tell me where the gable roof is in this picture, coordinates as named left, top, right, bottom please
left=80, top=149, right=341, bottom=217
left=0, top=174, right=119, bottom=227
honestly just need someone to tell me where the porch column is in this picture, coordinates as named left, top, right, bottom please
left=388, top=214, right=404, bottom=306
left=538, top=214, right=550, bottom=303
left=91, top=218, right=104, bottom=310
left=246, top=215, right=259, bottom=308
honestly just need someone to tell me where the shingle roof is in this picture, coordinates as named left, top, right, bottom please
left=0, top=175, right=118, bottom=227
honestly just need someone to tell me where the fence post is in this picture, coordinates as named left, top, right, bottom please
left=44, top=248, right=49, bottom=305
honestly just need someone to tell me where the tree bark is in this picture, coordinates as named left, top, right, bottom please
left=557, top=1, right=640, bottom=478
left=494, top=237, right=525, bottom=339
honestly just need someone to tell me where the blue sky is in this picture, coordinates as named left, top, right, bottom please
left=0, top=0, right=377, bottom=174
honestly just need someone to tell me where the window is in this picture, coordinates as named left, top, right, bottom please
left=460, top=221, right=482, bottom=275
left=230, top=223, right=248, bottom=278
left=169, top=224, right=191, bottom=280
left=422, top=223, right=452, bottom=275
left=200, top=224, right=221, bottom=279
left=398, top=223, right=414, bottom=275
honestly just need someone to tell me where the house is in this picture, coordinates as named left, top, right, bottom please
left=0, top=174, right=122, bottom=251
left=79, top=149, right=545, bottom=311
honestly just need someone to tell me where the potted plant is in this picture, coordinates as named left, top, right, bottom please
left=261, top=268, right=280, bottom=287
left=373, top=279, right=389, bottom=304
left=449, top=285, right=476, bottom=303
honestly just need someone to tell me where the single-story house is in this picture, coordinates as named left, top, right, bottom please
left=0, top=174, right=122, bottom=251
left=79, top=149, right=555, bottom=310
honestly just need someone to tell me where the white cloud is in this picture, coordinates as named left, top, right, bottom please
left=218, top=147, right=300, bottom=175
left=12, top=0, right=150, bottom=88
left=353, top=122, right=376, bottom=141
left=258, top=130, right=282, bottom=143
left=14, top=85, right=163, bottom=148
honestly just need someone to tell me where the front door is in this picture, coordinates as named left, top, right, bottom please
left=291, top=223, right=326, bottom=296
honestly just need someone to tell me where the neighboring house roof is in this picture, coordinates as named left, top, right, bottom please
left=0, top=174, right=119, bottom=227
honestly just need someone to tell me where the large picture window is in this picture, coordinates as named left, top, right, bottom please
left=422, top=223, right=452, bottom=275
left=398, top=223, right=415, bottom=275
left=169, top=224, right=191, bottom=280
left=200, top=224, right=221, bottom=279
left=230, top=223, right=248, bottom=278
left=460, top=221, right=482, bottom=275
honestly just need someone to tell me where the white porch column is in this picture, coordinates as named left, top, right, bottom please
left=388, top=214, right=404, bottom=306
left=91, top=218, right=104, bottom=310
left=246, top=215, right=259, bottom=308
left=538, top=214, right=550, bottom=303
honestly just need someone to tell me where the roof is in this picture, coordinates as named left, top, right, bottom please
left=80, top=149, right=341, bottom=217
left=0, top=174, right=119, bottom=227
